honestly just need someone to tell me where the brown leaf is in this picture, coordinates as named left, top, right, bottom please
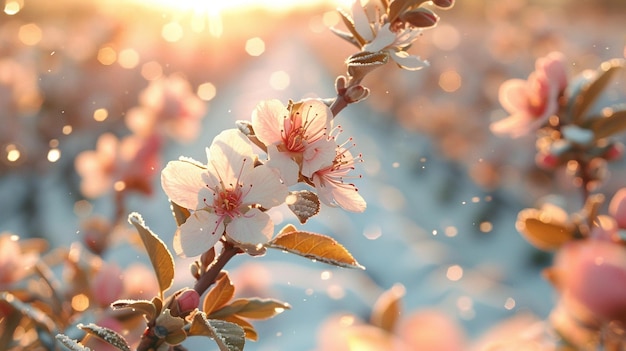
left=370, top=284, right=405, bottom=333
left=347, top=51, right=389, bottom=79
left=388, top=0, right=429, bottom=24
left=268, top=228, right=364, bottom=269
left=337, top=7, right=365, bottom=47
left=170, top=201, right=191, bottom=227
left=223, top=315, right=258, bottom=341
left=78, top=323, right=130, bottom=351
left=110, top=299, right=157, bottom=322
left=189, top=312, right=245, bottom=351
left=203, top=272, right=235, bottom=315
left=515, top=208, right=575, bottom=250
left=55, top=335, right=91, bottom=351
left=287, top=190, right=321, bottom=224
left=587, top=110, right=626, bottom=140
left=128, top=212, right=175, bottom=297
left=572, top=58, right=624, bottom=122
left=209, top=298, right=291, bottom=320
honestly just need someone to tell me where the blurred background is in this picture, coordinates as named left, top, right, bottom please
left=1, top=0, right=626, bottom=349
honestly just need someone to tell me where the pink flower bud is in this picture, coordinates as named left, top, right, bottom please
left=432, top=0, right=454, bottom=8
left=400, top=8, right=439, bottom=28
left=175, top=289, right=200, bottom=316
left=535, top=152, right=559, bottom=169
left=604, top=142, right=624, bottom=161
left=609, top=188, right=626, bottom=229
left=91, top=263, right=124, bottom=307
left=554, top=239, right=626, bottom=323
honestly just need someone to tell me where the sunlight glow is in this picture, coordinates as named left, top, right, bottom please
left=132, top=0, right=349, bottom=14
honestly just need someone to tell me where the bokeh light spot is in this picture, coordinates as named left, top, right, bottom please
left=62, top=125, right=73, bottom=135
left=439, top=70, right=462, bottom=92
left=269, top=70, right=290, bottom=90
left=6, top=145, right=21, bottom=162
left=47, top=149, right=61, bottom=162
left=479, top=221, right=493, bottom=233
left=118, top=48, right=140, bottom=69
left=4, top=0, right=23, bottom=15
left=197, top=82, right=217, bottom=101
left=245, top=37, right=265, bottom=56
left=71, top=294, right=90, bottom=312
left=432, top=24, right=460, bottom=51
left=162, top=21, right=184, bottom=42
left=18, top=23, right=42, bottom=46
left=446, top=265, right=463, bottom=281
left=97, top=46, right=117, bottom=66
left=93, top=108, right=108, bottom=122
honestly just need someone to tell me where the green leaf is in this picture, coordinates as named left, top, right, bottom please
left=515, top=208, right=575, bottom=251
left=370, top=284, right=405, bottom=333
left=128, top=212, right=175, bottom=297
left=55, top=334, right=91, bottom=351
left=110, top=299, right=158, bottom=321
left=209, top=298, right=291, bottom=320
left=189, top=312, right=245, bottom=351
left=78, top=323, right=130, bottom=351
left=287, top=190, right=320, bottom=224
left=267, top=226, right=364, bottom=269
left=203, top=272, right=235, bottom=315
left=572, top=58, right=624, bottom=122
left=170, top=201, right=191, bottom=227
left=586, top=109, right=626, bottom=140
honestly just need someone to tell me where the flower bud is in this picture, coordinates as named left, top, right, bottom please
left=432, top=0, right=454, bottom=8
left=81, top=217, right=112, bottom=255
left=535, top=152, right=559, bottom=170
left=604, top=142, right=624, bottom=161
left=91, top=263, right=123, bottom=307
left=345, top=85, right=370, bottom=103
left=173, top=289, right=200, bottom=317
left=610, top=188, right=626, bottom=229
left=400, top=8, right=439, bottom=28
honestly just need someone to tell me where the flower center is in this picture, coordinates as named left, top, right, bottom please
left=214, top=188, right=242, bottom=218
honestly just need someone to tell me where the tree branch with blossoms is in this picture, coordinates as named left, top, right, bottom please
left=11, top=1, right=454, bottom=351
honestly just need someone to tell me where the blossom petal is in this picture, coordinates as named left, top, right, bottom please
left=295, top=99, right=332, bottom=139
left=498, top=79, right=530, bottom=113
left=363, top=23, right=395, bottom=52
left=489, top=113, right=534, bottom=138
left=351, top=0, right=374, bottom=41
left=266, top=144, right=299, bottom=186
left=251, top=99, right=288, bottom=146
left=226, top=209, right=273, bottom=246
left=242, top=164, right=288, bottom=208
left=173, top=210, right=223, bottom=257
left=390, top=50, right=428, bottom=71
left=301, top=139, right=337, bottom=177
left=161, top=159, right=207, bottom=209
left=313, top=176, right=366, bottom=213
left=208, top=129, right=254, bottom=186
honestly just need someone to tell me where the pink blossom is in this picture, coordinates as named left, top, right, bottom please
left=251, top=99, right=336, bottom=181
left=125, top=74, right=206, bottom=143
left=0, top=233, right=39, bottom=287
left=491, top=52, right=568, bottom=138
left=91, top=262, right=124, bottom=307
left=75, top=133, right=162, bottom=197
left=161, top=129, right=288, bottom=257
left=552, top=239, right=626, bottom=324
left=312, top=146, right=366, bottom=212
left=609, top=188, right=626, bottom=229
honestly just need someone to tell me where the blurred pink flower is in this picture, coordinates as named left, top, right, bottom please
left=122, top=263, right=160, bottom=300
left=75, top=133, right=162, bottom=198
left=0, top=233, right=39, bottom=287
left=91, top=262, right=124, bottom=308
left=315, top=310, right=465, bottom=351
left=609, top=188, right=626, bottom=229
left=252, top=99, right=336, bottom=180
left=491, top=52, right=568, bottom=138
left=552, top=238, right=626, bottom=325
left=161, top=129, right=288, bottom=257
left=312, top=146, right=366, bottom=212
left=125, top=74, right=206, bottom=143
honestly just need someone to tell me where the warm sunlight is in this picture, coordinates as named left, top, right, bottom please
left=128, top=0, right=352, bottom=14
